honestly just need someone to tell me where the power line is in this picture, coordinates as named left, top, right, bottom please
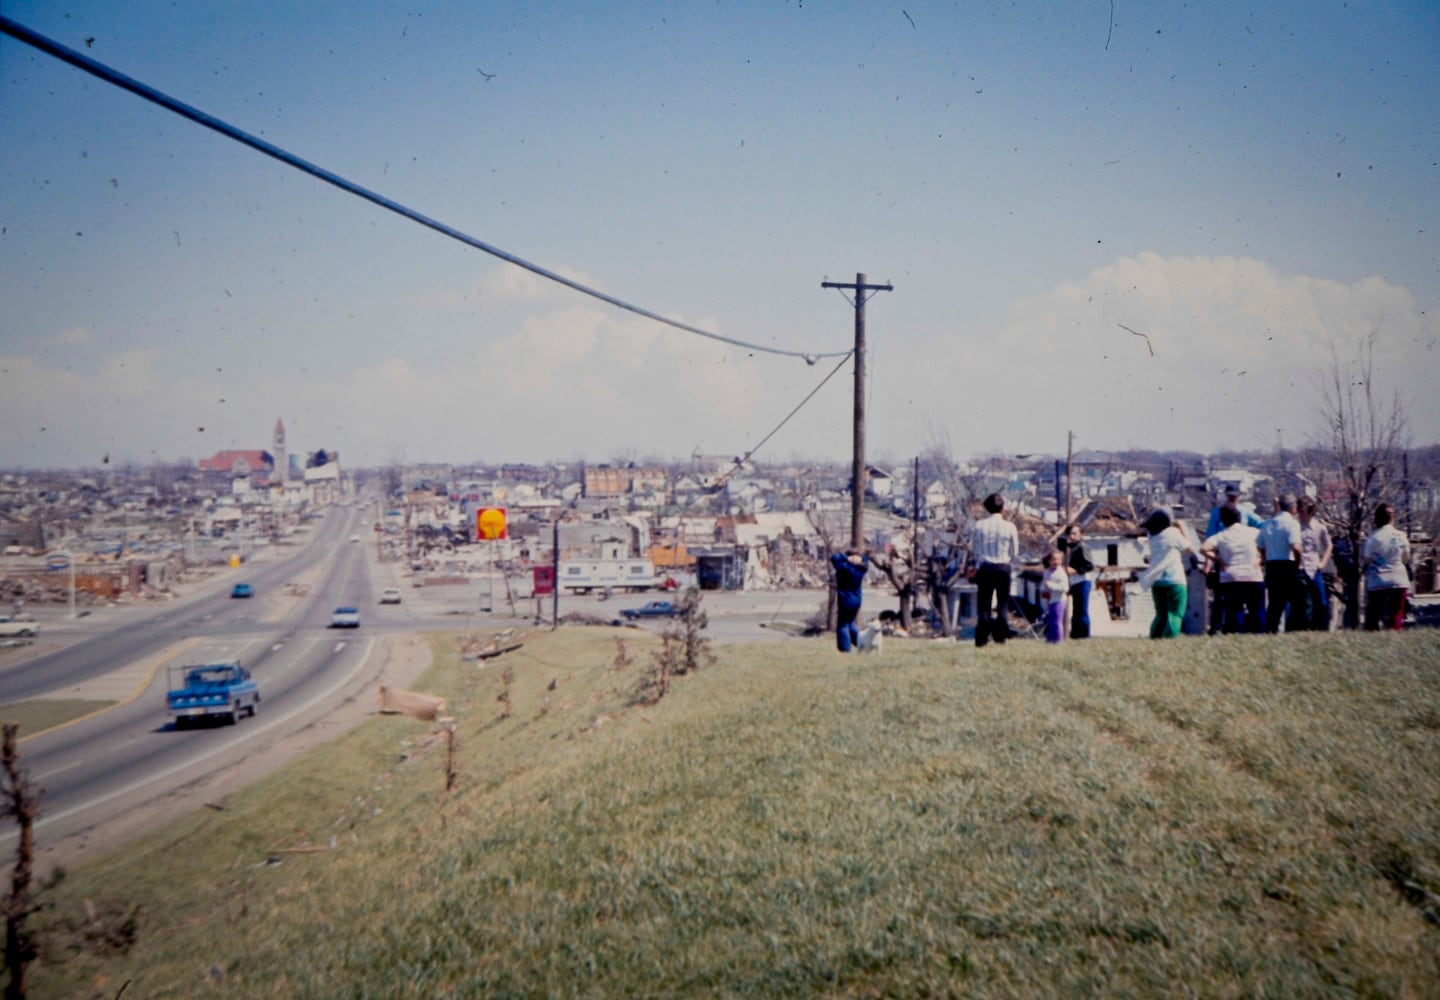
left=682, top=350, right=852, bottom=503
left=737, top=352, right=854, bottom=467
left=0, top=16, right=850, bottom=363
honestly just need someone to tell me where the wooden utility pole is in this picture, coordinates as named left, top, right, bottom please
left=1065, top=430, right=1074, bottom=525
left=821, top=272, right=893, bottom=551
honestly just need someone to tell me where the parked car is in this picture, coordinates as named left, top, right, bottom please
left=330, top=606, right=361, bottom=628
left=0, top=616, right=39, bottom=639
left=620, top=600, right=681, bottom=621
left=231, top=582, right=254, bottom=598
left=379, top=588, right=402, bottom=605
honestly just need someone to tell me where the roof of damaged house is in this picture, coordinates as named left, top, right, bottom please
left=198, top=450, right=271, bottom=474
left=1072, top=496, right=1144, bottom=537
left=962, top=501, right=1054, bottom=562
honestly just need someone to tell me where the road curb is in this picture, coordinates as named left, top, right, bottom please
left=19, top=637, right=204, bottom=744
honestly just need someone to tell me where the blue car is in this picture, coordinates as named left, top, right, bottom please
left=231, top=583, right=254, bottom=599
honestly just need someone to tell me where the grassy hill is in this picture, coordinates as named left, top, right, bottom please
left=24, top=625, right=1440, bottom=998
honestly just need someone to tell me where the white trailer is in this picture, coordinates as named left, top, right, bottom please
left=559, top=558, right=657, bottom=594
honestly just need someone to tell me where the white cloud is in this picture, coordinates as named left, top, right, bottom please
left=99, top=350, right=165, bottom=397
left=410, top=262, right=610, bottom=311
left=2, top=254, right=1435, bottom=468
left=50, top=326, right=93, bottom=348
left=881, top=254, right=1439, bottom=457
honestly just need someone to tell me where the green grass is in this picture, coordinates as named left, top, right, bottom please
left=1, top=699, right=116, bottom=738
left=22, top=628, right=1440, bottom=998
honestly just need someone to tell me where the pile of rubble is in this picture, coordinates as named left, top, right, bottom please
left=0, top=575, right=106, bottom=607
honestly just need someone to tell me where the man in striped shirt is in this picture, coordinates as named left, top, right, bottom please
left=968, top=493, right=1020, bottom=647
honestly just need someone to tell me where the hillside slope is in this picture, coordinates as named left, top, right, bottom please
left=29, top=627, right=1440, bottom=998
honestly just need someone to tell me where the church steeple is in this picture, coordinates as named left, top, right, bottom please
left=273, top=418, right=288, bottom=482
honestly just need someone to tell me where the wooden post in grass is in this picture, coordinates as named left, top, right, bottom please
left=444, top=723, right=458, bottom=793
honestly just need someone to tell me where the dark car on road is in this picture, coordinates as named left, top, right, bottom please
left=620, top=600, right=680, bottom=621
left=231, top=583, right=254, bottom=599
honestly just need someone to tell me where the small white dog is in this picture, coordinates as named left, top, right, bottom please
left=856, top=623, right=883, bottom=655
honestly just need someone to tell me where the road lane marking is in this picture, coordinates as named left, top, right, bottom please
left=34, top=759, right=84, bottom=781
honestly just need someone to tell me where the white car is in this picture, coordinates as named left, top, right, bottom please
left=0, top=616, right=39, bottom=639
left=379, top=588, right=402, bottom=605
left=330, top=606, right=361, bottom=628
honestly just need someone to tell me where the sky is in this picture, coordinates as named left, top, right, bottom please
left=2, top=1, right=1437, bottom=471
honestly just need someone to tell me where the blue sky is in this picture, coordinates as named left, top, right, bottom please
left=2, top=1, right=1436, bottom=470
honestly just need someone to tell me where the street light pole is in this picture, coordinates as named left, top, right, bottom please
left=53, top=549, right=76, bottom=618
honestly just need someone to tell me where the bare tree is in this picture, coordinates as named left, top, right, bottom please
left=667, top=586, right=715, bottom=676
left=917, top=433, right=988, bottom=636
left=3, top=725, right=37, bottom=1000
left=870, top=526, right=920, bottom=630
left=804, top=503, right=841, bottom=632
left=1315, top=334, right=1410, bottom=628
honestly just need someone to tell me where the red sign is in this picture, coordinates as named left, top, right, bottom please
left=533, top=565, right=554, bottom=596
left=476, top=507, right=508, bottom=540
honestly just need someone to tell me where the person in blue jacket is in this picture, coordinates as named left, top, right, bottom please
left=830, top=549, right=870, bottom=652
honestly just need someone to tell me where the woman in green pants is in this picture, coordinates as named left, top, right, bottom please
left=1138, top=509, right=1194, bottom=639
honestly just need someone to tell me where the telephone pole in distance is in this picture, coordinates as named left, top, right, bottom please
left=821, top=272, right=893, bottom=551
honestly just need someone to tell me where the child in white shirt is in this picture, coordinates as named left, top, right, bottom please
left=1040, top=550, right=1070, bottom=644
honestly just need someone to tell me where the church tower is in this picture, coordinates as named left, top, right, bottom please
left=273, top=418, right=288, bottom=483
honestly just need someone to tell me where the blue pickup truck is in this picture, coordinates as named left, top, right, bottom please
left=167, top=662, right=260, bottom=728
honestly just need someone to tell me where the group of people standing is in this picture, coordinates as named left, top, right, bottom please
left=1200, top=490, right=1319, bottom=634
left=833, top=487, right=1413, bottom=652
left=1199, top=489, right=1411, bottom=634
left=966, top=492, right=1096, bottom=646
left=964, top=488, right=1413, bottom=647
left=1044, top=507, right=1197, bottom=643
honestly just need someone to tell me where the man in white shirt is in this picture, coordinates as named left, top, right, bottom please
left=1258, top=494, right=1304, bottom=633
left=1204, top=488, right=1263, bottom=634
left=1200, top=505, right=1264, bottom=633
left=967, top=493, right=1020, bottom=647
left=1363, top=502, right=1412, bottom=630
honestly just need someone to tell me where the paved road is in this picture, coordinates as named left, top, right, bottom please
left=396, top=573, right=848, bottom=644
left=0, top=513, right=844, bottom=861
left=0, top=506, right=412, bottom=856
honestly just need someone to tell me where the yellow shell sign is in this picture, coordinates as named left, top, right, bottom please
left=476, top=507, right=508, bottom=540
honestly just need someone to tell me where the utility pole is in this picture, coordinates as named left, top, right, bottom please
left=551, top=515, right=560, bottom=629
left=1403, top=450, right=1411, bottom=532
left=912, top=455, right=921, bottom=612
left=821, top=272, right=893, bottom=551
left=1065, top=430, right=1074, bottom=525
